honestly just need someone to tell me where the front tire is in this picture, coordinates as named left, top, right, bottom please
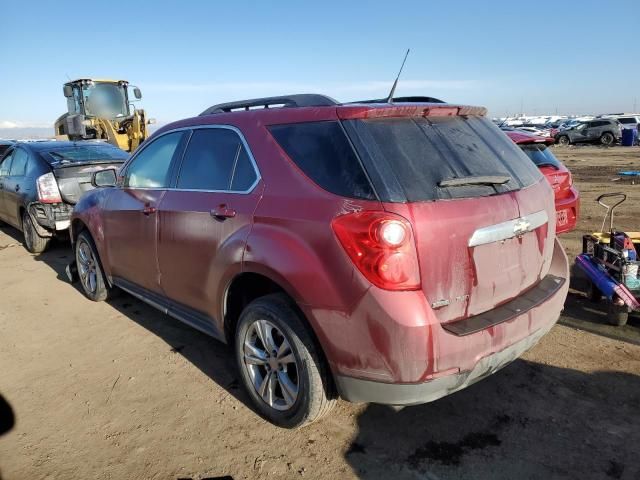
left=75, top=231, right=110, bottom=302
left=234, top=294, right=335, bottom=428
left=557, top=135, right=570, bottom=146
left=600, top=132, right=615, bottom=146
left=22, top=211, right=50, bottom=254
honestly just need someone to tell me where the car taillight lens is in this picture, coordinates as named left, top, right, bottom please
left=36, top=172, right=62, bottom=203
left=331, top=211, right=421, bottom=291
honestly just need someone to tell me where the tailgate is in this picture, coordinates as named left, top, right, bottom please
left=385, top=179, right=555, bottom=323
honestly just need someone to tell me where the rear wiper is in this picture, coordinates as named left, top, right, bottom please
left=439, top=175, right=511, bottom=188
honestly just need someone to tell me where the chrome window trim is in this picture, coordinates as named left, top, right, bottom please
left=123, top=124, right=261, bottom=195
left=468, top=210, right=549, bottom=247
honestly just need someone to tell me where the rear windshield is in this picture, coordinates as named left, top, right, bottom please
left=519, top=143, right=562, bottom=169
left=345, top=116, right=542, bottom=201
left=44, top=144, right=129, bottom=165
left=269, top=116, right=542, bottom=203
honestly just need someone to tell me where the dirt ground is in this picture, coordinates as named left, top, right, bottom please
left=1, top=146, right=639, bottom=480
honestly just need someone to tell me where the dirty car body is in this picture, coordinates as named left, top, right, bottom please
left=0, top=141, right=128, bottom=252
left=70, top=95, right=569, bottom=427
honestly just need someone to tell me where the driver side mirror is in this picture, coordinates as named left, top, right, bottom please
left=63, top=85, right=73, bottom=98
left=91, top=168, right=117, bottom=188
left=133, top=87, right=142, bottom=100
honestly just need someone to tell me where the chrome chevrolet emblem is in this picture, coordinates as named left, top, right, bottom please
left=513, top=218, right=532, bottom=237
left=468, top=210, right=548, bottom=247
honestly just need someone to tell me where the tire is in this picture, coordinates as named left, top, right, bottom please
left=234, top=293, right=335, bottom=428
left=600, top=132, right=614, bottom=146
left=607, top=303, right=629, bottom=326
left=587, top=281, right=602, bottom=303
left=75, top=230, right=110, bottom=302
left=22, top=211, right=50, bottom=254
left=557, top=135, right=570, bottom=146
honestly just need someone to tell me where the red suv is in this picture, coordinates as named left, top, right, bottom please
left=70, top=95, right=569, bottom=428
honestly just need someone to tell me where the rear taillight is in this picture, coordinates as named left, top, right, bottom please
left=331, top=211, right=421, bottom=291
left=36, top=172, right=62, bottom=203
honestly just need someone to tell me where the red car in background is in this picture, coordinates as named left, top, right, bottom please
left=506, top=130, right=579, bottom=234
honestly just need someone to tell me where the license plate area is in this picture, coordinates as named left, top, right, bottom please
left=556, top=209, right=568, bottom=227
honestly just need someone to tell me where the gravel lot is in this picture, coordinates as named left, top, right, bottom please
left=1, top=146, right=639, bottom=480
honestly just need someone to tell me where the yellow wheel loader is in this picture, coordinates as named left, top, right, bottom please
left=54, top=79, right=154, bottom=153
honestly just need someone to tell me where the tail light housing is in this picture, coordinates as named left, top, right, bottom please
left=36, top=172, right=62, bottom=203
left=332, top=211, right=421, bottom=291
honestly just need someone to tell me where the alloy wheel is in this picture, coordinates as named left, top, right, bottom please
left=242, top=319, right=299, bottom=411
left=77, top=240, right=98, bottom=294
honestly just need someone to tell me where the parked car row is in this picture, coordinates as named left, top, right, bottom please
left=0, top=95, right=571, bottom=428
left=498, top=114, right=640, bottom=146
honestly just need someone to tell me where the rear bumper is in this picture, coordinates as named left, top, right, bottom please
left=311, top=238, right=569, bottom=405
left=334, top=321, right=553, bottom=405
left=29, top=202, right=73, bottom=232
left=555, top=187, right=579, bottom=234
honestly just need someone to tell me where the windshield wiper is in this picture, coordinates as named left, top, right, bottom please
left=439, top=175, right=511, bottom=188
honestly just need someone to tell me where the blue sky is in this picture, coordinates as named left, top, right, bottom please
left=1, top=0, right=638, bottom=129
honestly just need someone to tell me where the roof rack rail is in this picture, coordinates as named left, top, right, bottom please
left=200, top=94, right=338, bottom=116
left=350, top=96, right=445, bottom=105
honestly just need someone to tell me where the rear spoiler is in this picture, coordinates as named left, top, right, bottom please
left=337, top=104, right=487, bottom=120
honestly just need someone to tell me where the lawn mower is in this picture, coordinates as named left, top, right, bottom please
left=575, top=193, right=640, bottom=326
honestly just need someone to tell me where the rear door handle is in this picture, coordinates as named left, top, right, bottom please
left=142, top=205, right=157, bottom=215
left=210, top=205, right=236, bottom=220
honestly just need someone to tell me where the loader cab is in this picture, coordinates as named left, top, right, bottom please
left=63, top=79, right=142, bottom=120
left=56, top=78, right=150, bottom=153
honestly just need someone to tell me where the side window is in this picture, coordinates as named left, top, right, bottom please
left=0, top=150, right=13, bottom=176
left=177, top=128, right=256, bottom=191
left=9, top=149, right=29, bottom=177
left=125, top=131, right=185, bottom=188
left=230, top=147, right=258, bottom=191
left=268, top=121, right=376, bottom=200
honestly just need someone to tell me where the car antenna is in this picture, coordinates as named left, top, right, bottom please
left=386, top=49, right=410, bottom=104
